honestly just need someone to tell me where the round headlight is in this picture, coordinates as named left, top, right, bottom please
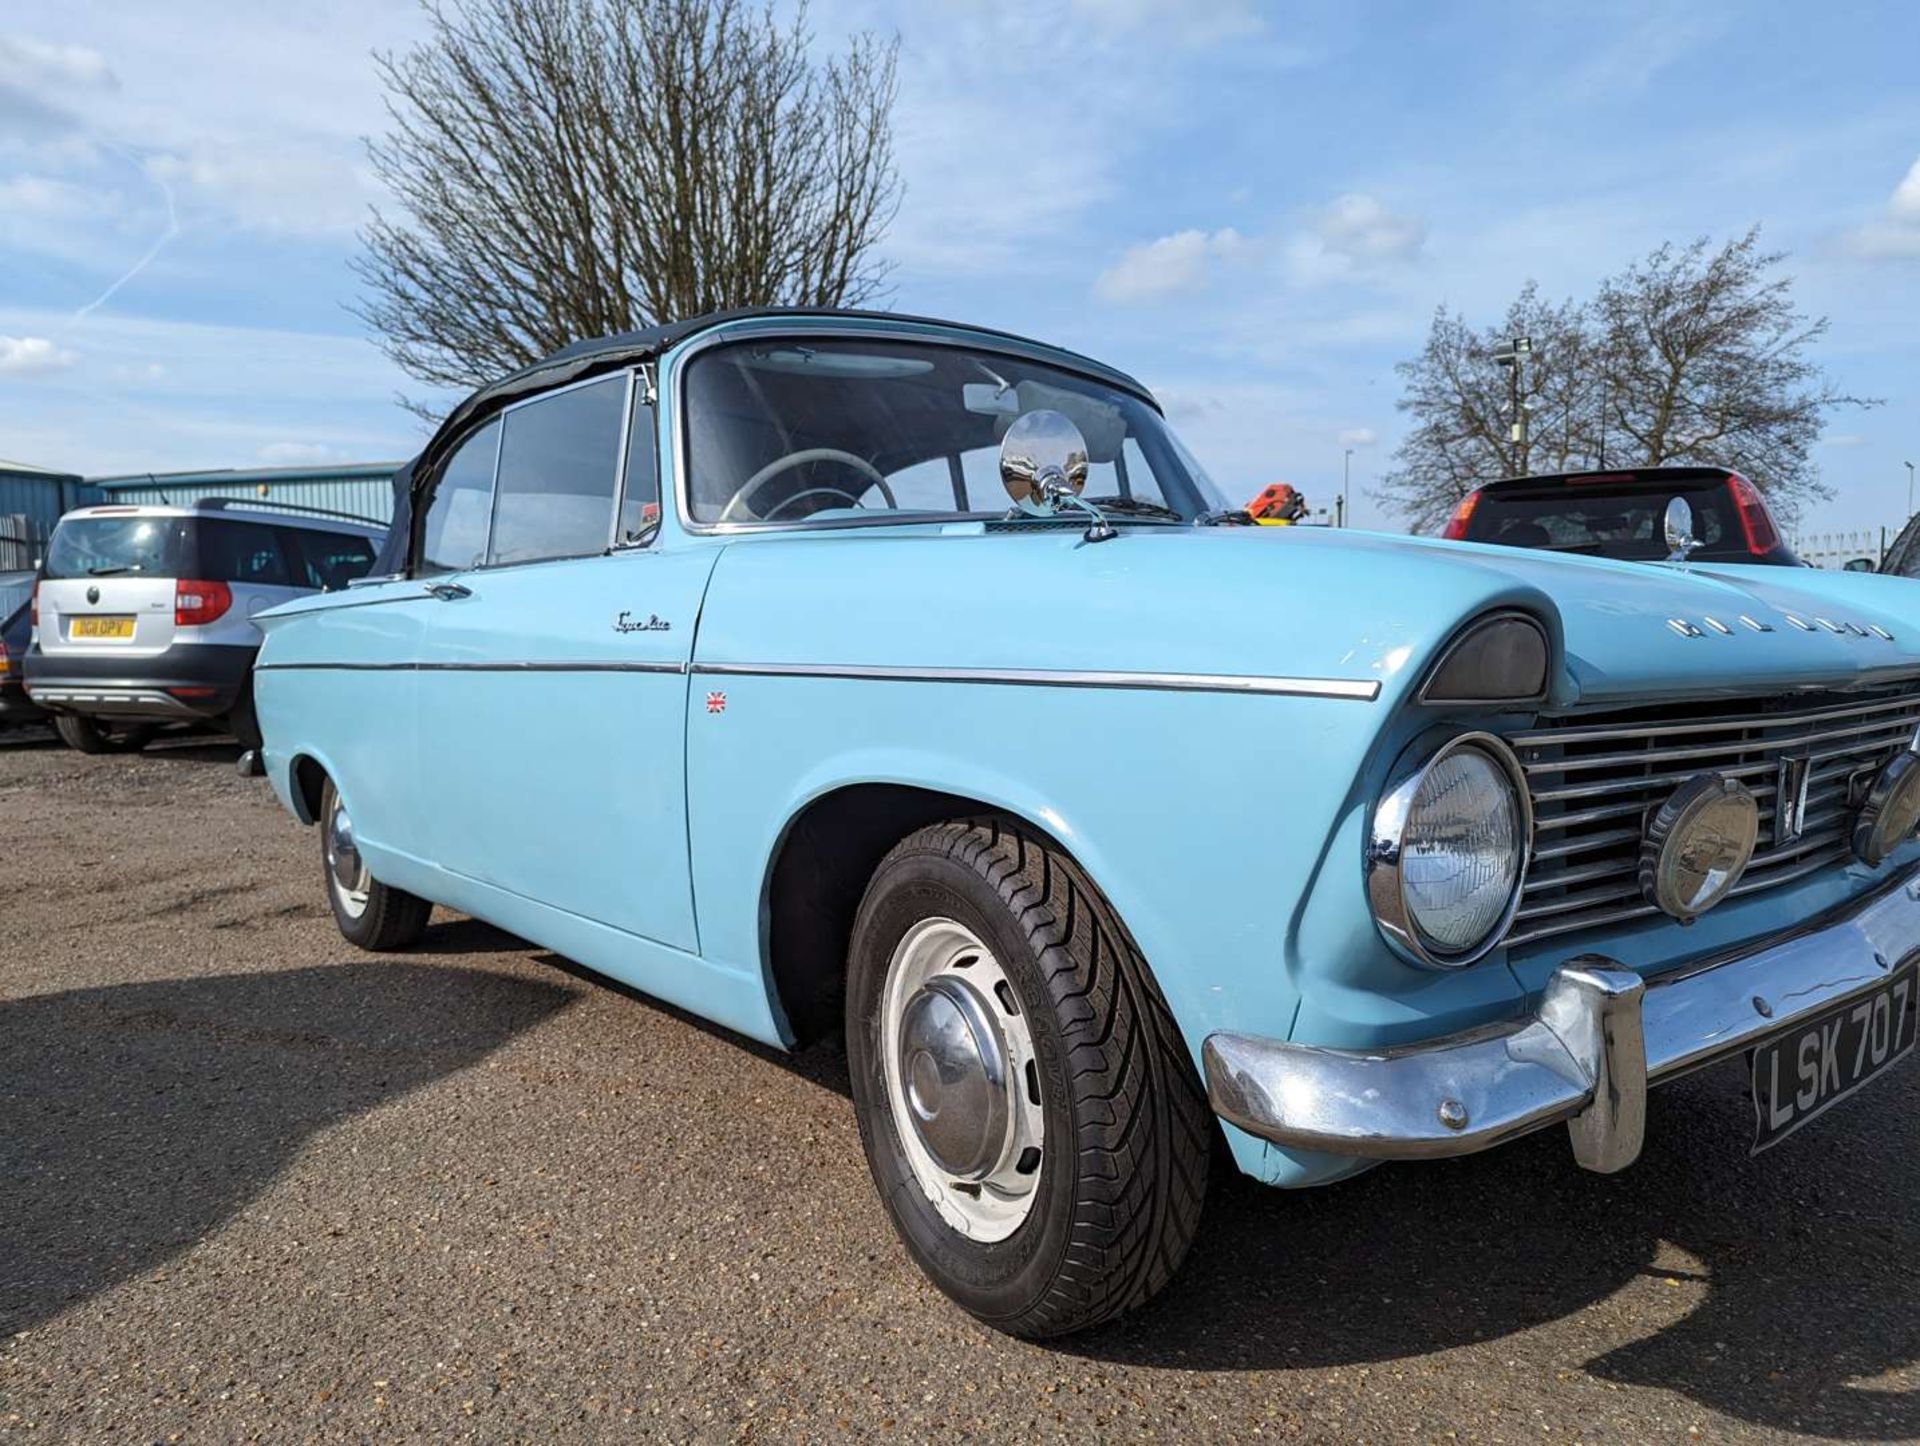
left=1853, top=751, right=1920, bottom=867
left=1638, top=773, right=1758, bottom=923
left=1368, top=733, right=1531, bottom=968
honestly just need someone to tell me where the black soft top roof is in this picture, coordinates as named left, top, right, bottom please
left=371, top=307, right=1152, bottom=575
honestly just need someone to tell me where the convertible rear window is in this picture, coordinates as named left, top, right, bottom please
left=681, top=338, right=1227, bottom=527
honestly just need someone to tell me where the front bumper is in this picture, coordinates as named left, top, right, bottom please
left=1204, top=864, right=1920, bottom=1174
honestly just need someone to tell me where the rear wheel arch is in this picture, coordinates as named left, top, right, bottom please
left=289, top=753, right=328, bottom=825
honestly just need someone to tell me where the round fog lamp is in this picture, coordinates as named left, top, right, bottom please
left=1639, top=773, right=1759, bottom=923
left=1852, top=751, right=1920, bottom=867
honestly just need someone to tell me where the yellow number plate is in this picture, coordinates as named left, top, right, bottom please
left=71, top=616, right=135, bottom=640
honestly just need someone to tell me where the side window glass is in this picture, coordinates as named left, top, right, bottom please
left=490, top=375, right=626, bottom=566
left=419, top=419, right=500, bottom=576
left=617, top=384, right=660, bottom=544
left=199, top=520, right=291, bottom=585
left=290, top=531, right=378, bottom=591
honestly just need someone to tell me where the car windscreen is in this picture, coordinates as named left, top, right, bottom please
left=1463, top=480, right=1760, bottom=562
left=682, top=338, right=1228, bottom=527
left=43, top=516, right=192, bottom=579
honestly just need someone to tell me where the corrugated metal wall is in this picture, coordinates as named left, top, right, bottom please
left=93, top=464, right=401, bottom=527
left=0, top=468, right=102, bottom=568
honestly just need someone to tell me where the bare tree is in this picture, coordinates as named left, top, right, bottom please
left=1376, top=230, right=1875, bottom=530
left=355, top=0, right=900, bottom=414
left=1371, top=284, right=1593, bottom=532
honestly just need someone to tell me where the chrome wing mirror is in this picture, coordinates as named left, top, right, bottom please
left=999, top=410, right=1116, bottom=543
left=1663, top=496, right=1702, bottom=564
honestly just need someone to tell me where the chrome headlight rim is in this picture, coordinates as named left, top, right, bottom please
left=1853, top=750, right=1920, bottom=867
left=1367, top=730, right=1534, bottom=970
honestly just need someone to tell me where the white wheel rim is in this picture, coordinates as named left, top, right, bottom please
left=324, top=795, right=371, bottom=920
left=881, top=917, right=1045, bottom=1242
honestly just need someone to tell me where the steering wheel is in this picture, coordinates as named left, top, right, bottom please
left=720, top=448, right=896, bottom=522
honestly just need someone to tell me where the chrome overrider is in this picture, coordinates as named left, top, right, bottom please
left=1204, top=863, right=1920, bottom=1173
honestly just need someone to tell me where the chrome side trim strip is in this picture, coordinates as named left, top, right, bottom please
left=255, top=660, right=688, bottom=675
left=690, top=661, right=1381, bottom=700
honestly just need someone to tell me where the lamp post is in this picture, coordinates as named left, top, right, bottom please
left=1907, top=461, right=1916, bottom=520
left=1343, top=448, right=1353, bottom=529
left=1492, top=335, right=1532, bottom=475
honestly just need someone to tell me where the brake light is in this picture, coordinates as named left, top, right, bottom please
left=1726, top=473, right=1780, bottom=556
left=29, top=580, right=38, bottom=629
left=0, top=635, right=10, bottom=676
left=175, top=579, right=233, bottom=626
left=1441, top=490, right=1482, bottom=540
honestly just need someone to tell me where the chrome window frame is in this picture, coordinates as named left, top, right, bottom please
left=662, top=324, right=1172, bottom=537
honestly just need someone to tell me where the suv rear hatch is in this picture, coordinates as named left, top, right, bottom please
left=1442, top=467, right=1798, bottom=565
left=36, top=512, right=194, bottom=660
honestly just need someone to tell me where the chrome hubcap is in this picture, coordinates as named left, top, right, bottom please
left=881, top=918, right=1044, bottom=1241
left=325, top=796, right=370, bottom=918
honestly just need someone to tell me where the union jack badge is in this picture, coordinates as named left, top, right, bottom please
left=706, top=691, right=727, bottom=714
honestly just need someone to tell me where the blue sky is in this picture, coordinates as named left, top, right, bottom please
left=2, top=0, right=1917, bottom=534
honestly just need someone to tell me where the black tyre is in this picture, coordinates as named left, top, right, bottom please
left=54, top=714, right=153, bottom=754
left=320, top=778, right=432, bottom=950
left=225, top=682, right=263, bottom=751
left=846, top=817, right=1209, bottom=1338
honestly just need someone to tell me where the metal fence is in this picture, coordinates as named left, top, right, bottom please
left=0, top=513, right=39, bottom=571
left=1788, top=529, right=1887, bottom=570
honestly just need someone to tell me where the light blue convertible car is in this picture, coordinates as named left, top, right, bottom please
left=257, top=308, right=1920, bottom=1337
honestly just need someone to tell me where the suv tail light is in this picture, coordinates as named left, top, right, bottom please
left=1726, top=472, right=1781, bottom=556
left=175, top=578, right=233, bottom=627
left=29, top=580, right=38, bottom=629
left=0, top=633, right=10, bottom=676
left=1440, top=490, right=1482, bottom=540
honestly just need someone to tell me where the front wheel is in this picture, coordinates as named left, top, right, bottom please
left=320, top=778, right=432, bottom=950
left=847, top=818, right=1210, bottom=1338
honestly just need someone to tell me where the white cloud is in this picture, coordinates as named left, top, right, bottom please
left=0, top=36, right=116, bottom=90
left=1843, top=156, right=1920, bottom=260
left=1824, top=433, right=1867, bottom=449
left=1338, top=427, right=1377, bottom=448
left=257, top=441, right=344, bottom=466
left=0, top=334, right=77, bottom=375
left=1066, top=0, right=1263, bottom=46
left=1095, top=228, right=1252, bottom=304
left=147, top=145, right=376, bottom=236
left=1286, top=193, right=1427, bottom=286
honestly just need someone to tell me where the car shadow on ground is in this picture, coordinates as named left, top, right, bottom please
left=0, top=963, right=574, bottom=1338
left=1059, top=1060, right=1920, bottom=1439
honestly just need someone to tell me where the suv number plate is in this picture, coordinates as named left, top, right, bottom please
left=70, top=616, right=135, bottom=640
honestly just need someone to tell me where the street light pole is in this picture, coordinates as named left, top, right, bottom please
left=1907, top=460, right=1916, bottom=520
left=1343, top=448, right=1353, bottom=528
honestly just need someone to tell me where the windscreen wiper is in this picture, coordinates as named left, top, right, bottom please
left=87, top=565, right=137, bottom=576
left=1076, top=496, right=1185, bottom=521
left=1193, top=508, right=1256, bottom=526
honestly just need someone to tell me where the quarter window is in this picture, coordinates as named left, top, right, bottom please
left=419, top=419, right=500, bottom=576
left=198, top=520, right=291, bottom=586
left=289, top=530, right=378, bottom=591
left=617, top=384, right=660, bottom=545
left=489, top=375, right=627, bottom=566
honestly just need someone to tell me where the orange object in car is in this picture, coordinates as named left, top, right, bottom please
left=1247, top=483, right=1306, bottom=524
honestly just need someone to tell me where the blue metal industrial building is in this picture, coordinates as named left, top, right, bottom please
left=91, top=462, right=399, bottom=526
left=0, top=460, right=398, bottom=572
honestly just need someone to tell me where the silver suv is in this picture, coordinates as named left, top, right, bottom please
left=25, top=499, right=385, bottom=752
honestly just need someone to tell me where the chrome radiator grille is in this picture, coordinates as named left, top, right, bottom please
left=1506, top=682, right=1920, bottom=946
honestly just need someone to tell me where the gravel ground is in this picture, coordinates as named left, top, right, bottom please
left=4, top=726, right=1919, bottom=1443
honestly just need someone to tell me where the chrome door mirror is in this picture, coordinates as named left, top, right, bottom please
left=1663, top=496, right=1701, bottom=563
left=999, top=410, right=1090, bottom=516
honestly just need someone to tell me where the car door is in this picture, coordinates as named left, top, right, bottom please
left=415, top=371, right=710, bottom=953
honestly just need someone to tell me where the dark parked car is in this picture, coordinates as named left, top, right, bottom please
left=0, top=596, right=46, bottom=728
left=1441, top=465, right=1800, bottom=565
